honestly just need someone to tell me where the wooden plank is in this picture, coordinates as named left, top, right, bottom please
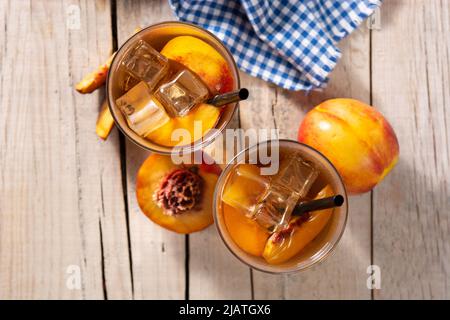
left=0, top=0, right=132, bottom=299
left=116, top=0, right=253, bottom=300
left=189, top=213, right=253, bottom=299
left=190, top=68, right=279, bottom=298
left=371, top=0, right=450, bottom=299
left=115, top=0, right=186, bottom=299
left=251, top=27, right=373, bottom=299
left=189, top=89, right=252, bottom=299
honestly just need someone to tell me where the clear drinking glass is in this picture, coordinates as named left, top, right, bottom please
left=213, top=140, right=349, bottom=273
left=106, top=21, right=240, bottom=154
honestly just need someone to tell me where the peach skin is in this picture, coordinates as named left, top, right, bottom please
left=76, top=27, right=142, bottom=94
left=76, top=54, right=115, bottom=94
left=160, top=36, right=234, bottom=94
left=298, top=99, right=399, bottom=194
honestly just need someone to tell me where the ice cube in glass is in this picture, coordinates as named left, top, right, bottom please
left=115, top=81, right=170, bottom=137
left=221, top=164, right=270, bottom=215
left=252, top=184, right=300, bottom=231
left=252, top=155, right=319, bottom=231
left=122, top=74, right=139, bottom=92
left=121, top=40, right=169, bottom=90
left=155, top=69, right=209, bottom=117
left=274, top=154, right=319, bottom=198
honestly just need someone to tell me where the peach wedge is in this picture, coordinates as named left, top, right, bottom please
left=262, top=185, right=335, bottom=264
left=160, top=36, right=234, bottom=94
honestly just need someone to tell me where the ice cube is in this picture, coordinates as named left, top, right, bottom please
left=116, top=81, right=170, bottom=136
left=252, top=184, right=300, bottom=231
left=122, top=74, right=139, bottom=92
left=222, top=164, right=270, bottom=215
left=273, top=154, right=319, bottom=198
left=251, top=155, right=319, bottom=231
left=222, top=157, right=319, bottom=232
left=121, top=40, right=169, bottom=90
left=155, top=69, right=209, bottom=117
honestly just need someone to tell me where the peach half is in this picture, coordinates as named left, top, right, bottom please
left=298, top=99, right=399, bottom=194
left=136, top=154, right=221, bottom=234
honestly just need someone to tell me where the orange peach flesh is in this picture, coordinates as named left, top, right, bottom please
left=136, top=154, right=221, bottom=234
left=223, top=204, right=270, bottom=257
left=96, top=100, right=114, bottom=140
left=221, top=164, right=270, bottom=256
left=76, top=54, right=115, bottom=94
left=262, top=185, right=334, bottom=264
left=160, top=36, right=234, bottom=94
left=221, top=164, right=336, bottom=264
left=298, top=99, right=399, bottom=194
left=144, top=103, right=220, bottom=147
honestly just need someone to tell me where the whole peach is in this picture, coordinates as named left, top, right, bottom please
left=298, top=99, right=399, bottom=194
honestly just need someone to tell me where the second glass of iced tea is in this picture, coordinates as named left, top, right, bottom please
left=107, top=22, right=240, bottom=154
left=214, top=140, right=348, bottom=273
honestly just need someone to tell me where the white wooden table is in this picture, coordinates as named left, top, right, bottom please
left=0, top=0, right=449, bottom=299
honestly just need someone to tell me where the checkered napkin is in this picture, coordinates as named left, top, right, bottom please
left=169, top=0, right=381, bottom=91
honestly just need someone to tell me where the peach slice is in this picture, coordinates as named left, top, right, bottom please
left=96, top=100, right=114, bottom=140
left=221, top=164, right=269, bottom=212
left=262, top=185, right=334, bottom=264
left=76, top=27, right=142, bottom=94
left=221, top=164, right=270, bottom=256
left=144, top=103, right=220, bottom=147
left=76, top=54, right=115, bottom=94
left=136, top=154, right=221, bottom=234
left=160, top=36, right=234, bottom=94
left=223, top=203, right=270, bottom=257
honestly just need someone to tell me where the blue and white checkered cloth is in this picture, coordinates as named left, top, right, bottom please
left=169, top=0, right=381, bottom=91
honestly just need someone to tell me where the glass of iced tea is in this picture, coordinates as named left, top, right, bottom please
left=106, top=22, right=240, bottom=154
left=214, top=139, right=348, bottom=273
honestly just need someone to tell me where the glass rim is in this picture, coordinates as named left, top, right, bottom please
left=212, top=139, right=349, bottom=274
left=106, top=21, right=241, bottom=155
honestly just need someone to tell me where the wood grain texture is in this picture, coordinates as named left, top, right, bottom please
left=250, top=27, right=373, bottom=299
left=0, top=0, right=132, bottom=299
left=189, top=87, right=253, bottom=300
left=116, top=0, right=185, bottom=300
left=0, top=0, right=449, bottom=300
left=371, top=0, right=450, bottom=299
left=115, top=0, right=253, bottom=300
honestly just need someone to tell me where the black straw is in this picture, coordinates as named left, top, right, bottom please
left=207, top=88, right=249, bottom=107
left=292, top=195, right=344, bottom=217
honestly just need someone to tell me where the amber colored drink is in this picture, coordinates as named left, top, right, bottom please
left=214, top=140, right=348, bottom=273
left=107, top=22, right=240, bottom=154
